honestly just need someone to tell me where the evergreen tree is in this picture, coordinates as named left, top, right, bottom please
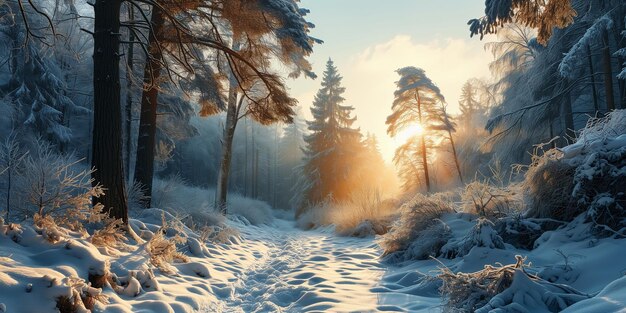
left=298, top=59, right=361, bottom=214
left=386, top=67, right=445, bottom=192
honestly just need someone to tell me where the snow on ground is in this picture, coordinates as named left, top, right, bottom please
left=2, top=209, right=626, bottom=312
left=0, top=211, right=425, bottom=313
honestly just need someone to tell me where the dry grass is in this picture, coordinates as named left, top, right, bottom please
left=146, top=215, right=189, bottom=273
left=439, top=256, right=529, bottom=312
left=296, top=188, right=399, bottom=237
left=90, top=218, right=126, bottom=248
left=379, top=193, right=455, bottom=257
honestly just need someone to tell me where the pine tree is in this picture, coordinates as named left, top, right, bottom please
left=387, top=67, right=445, bottom=192
left=298, top=59, right=361, bottom=214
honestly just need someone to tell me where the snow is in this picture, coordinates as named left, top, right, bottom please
left=1, top=207, right=626, bottom=312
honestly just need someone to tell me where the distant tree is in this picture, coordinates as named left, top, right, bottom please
left=278, top=110, right=306, bottom=208
left=387, top=67, right=446, bottom=192
left=297, top=59, right=362, bottom=214
left=0, top=0, right=88, bottom=145
left=434, top=104, right=463, bottom=184
left=0, top=133, right=27, bottom=221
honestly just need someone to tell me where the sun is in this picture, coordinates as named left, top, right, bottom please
left=396, top=123, right=424, bottom=143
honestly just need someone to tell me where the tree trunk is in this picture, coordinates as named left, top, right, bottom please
left=215, top=82, right=239, bottom=213
left=612, top=14, right=626, bottom=109
left=415, top=92, right=430, bottom=193
left=134, top=8, right=165, bottom=206
left=447, top=130, right=463, bottom=185
left=125, top=4, right=135, bottom=181
left=587, top=45, right=600, bottom=114
left=562, top=83, right=575, bottom=141
left=92, top=0, right=129, bottom=223
left=602, top=30, right=616, bottom=111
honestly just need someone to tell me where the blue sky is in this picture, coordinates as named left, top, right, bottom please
left=287, top=0, right=495, bottom=161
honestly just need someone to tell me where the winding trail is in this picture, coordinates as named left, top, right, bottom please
left=208, top=219, right=438, bottom=313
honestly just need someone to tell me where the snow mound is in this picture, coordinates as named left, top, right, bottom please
left=441, top=218, right=505, bottom=259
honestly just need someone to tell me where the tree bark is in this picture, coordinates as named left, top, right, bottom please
left=562, top=82, right=575, bottom=141
left=125, top=4, right=135, bottom=181
left=134, top=8, right=165, bottom=206
left=602, top=30, right=616, bottom=111
left=415, top=92, right=430, bottom=193
left=447, top=130, right=463, bottom=185
left=587, top=45, right=600, bottom=114
left=215, top=81, right=240, bottom=213
left=92, top=0, right=129, bottom=223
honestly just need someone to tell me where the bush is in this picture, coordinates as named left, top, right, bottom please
left=439, top=256, right=589, bottom=312
left=523, top=151, right=577, bottom=221
left=441, top=218, right=505, bottom=259
left=462, top=181, right=522, bottom=218
left=295, top=189, right=398, bottom=237
left=151, top=176, right=273, bottom=226
left=523, top=110, right=626, bottom=235
left=379, top=193, right=454, bottom=259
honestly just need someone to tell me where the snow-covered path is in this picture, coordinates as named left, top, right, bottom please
left=209, top=219, right=438, bottom=312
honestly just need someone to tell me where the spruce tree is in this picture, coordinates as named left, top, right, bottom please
left=298, top=59, right=361, bottom=214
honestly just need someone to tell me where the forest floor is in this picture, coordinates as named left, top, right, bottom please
left=2, top=209, right=626, bottom=312
left=211, top=218, right=437, bottom=312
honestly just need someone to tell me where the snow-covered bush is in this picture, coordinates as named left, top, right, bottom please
left=440, top=256, right=589, bottom=313
left=524, top=110, right=626, bottom=236
left=151, top=176, right=273, bottom=226
left=90, top=218, right=126, bottom=249
left=385, top=219, right=451, bottom=263
left=295, top=199, right=332, bottom=230
left=495, top=215, right=547, bottom=250
left=441, top=218, right=505, bottom=259
left=14, top=140, right=104, bottom=228
left=379, top=193, right=454, bottom=260
left=462, top=181, right=522, bottom=218
left=523, top=150, right=577, bottom=221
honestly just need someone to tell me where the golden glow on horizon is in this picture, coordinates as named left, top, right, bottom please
left=396, top=123, right=424, bottom=143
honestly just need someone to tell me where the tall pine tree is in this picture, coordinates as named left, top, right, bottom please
left=297, top=59, right=361, bottom=215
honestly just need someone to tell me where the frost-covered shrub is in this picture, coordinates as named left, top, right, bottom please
left=333, top=189, right=397, bottom=237
left=440, top=256, right=589, bottom=313
left=90, top=218, right=126, bottom=249
left=523, top=151, right=577, bottom=221
left=13, top=140, right=105, bottom=229
left=146, top=218, right=189, bottom=273
left=441, top=218, right=505, bottom=259
left=495, top=215, right=546, bottom=250
left=379, top=193, right=454, bottom=259
left=524, top=111, right=626, bottom=235
left=462, top=181, right=522, bottom=218
left=151, top=177, right=273, bottom=226
left=226, top=193, right=273, bottom=225
left=385, top=219, right=451, bottom=263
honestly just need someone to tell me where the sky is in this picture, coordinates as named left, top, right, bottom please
left=286, top=0, right=495, bottom=162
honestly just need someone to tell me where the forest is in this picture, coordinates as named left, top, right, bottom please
left=0, top=0, right=625, bottom=312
